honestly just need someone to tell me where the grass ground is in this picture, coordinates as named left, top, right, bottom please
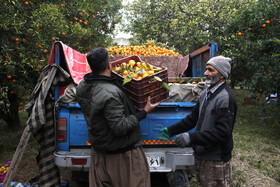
left=0, top=89, right=279, bottom=186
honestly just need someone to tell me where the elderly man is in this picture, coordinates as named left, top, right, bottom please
left=159, top=56, right=238, bottom=186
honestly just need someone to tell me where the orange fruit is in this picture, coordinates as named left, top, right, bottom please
left=5, top=55, right=9, bottom=59
left=52, top=37, right=55, bottom=41
left=7, top=75, right=12, bottom=79
left=12, top=79, right=16, bottom=83
left=60, top=4, right=63, bottom=7
left=134, top=67, right=140, bottom=73
left=37, top=45, right=42, bottom=48
left=128, top=60, right=136, bottom=66
left=121, top=63, right=126, bottom=68
left=142, top=73, right=148, bottom=78
left=263, top=24, right=266, bottom=27
left=147, top=70, right=154, bottom=75
left=123, top=70, right=128, bottom=75
left=133, top=73, right=139, bottom=79
left=43, top=49, right=47, bottom=53
left=92, top=15, right=95, bottom=18
left=237, top=32, right=242, bottom=36
left=62, top=32, right=65, bottom=35
left=266, top=20, right=270, bottom=24
left=156, top=67, right=162, bottom=71
left=114, top=67, right=121, bottom=72
left=141, top=70, right=147, bottom=76
left=25, top=1, right=29, bottom=5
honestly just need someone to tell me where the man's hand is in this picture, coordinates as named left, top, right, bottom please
left=158, top=127, right=171, bottom=141
left=174, top=133, right=191, bottom=148
left=143, top=96, right=160, bottom=113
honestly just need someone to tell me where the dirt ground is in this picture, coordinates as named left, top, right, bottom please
left=1, top=147, right=82, bottom=186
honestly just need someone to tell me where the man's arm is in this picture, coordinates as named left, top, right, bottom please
left=188, top=107, right=233, bottom=146
left=167, top=101, right=200, bottom=137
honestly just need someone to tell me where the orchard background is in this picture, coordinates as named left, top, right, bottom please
left=0, top=0, right=122, bottom=128
left=1, top=0, right=280, bottom=128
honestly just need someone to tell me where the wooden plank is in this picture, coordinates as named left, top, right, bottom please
left=189, top=43, right=211, bottom=57
left=2, top=126, right=31, bottom=187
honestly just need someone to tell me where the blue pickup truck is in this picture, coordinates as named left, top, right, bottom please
left=53, top=43, right=218, bottom=184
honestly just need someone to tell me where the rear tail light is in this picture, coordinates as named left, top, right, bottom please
left=71, top=158, right=87, bottom=165
left=58, top=118, right=67, bottom=142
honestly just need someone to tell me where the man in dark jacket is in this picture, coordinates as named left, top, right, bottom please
left=159, top=56, right=238, bottom=186
left=76, top=48, right=159, bottom=187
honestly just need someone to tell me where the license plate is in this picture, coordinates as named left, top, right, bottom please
left=146, top=156, right=160, bottom=167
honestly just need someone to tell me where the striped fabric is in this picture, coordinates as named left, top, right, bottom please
left=0, top=182, right=29, bottom=187
left=25, top=64, right=71, bottom=187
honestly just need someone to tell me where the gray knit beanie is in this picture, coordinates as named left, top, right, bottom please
left=206, top=56, right=232, bottom=78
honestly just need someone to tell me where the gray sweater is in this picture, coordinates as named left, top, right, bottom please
left=168, top=82, right=238, bottom=161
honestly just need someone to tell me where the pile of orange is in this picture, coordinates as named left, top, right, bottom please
left=108, top=44, right=180, bottom=56
left=0, top=164, right=9, bottom=175
left=113, top=59, right=162, bottom=80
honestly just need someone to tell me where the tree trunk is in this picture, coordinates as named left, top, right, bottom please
left=7, top=91, right=20, bottom=129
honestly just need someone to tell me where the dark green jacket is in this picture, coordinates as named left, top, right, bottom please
left=76, top=73, right=145, bottom=153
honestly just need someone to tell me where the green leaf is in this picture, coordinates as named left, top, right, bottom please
left=162, top=82, right=170, bottom=91
left=136, top=68, right=143, bottom=75
left=154, top=76, right=162, bottom=82
left=122, top=78, right=132, bottom=85
left=272, top=38, right=280, bottom=44
left=187, top=77, right=193, bottom=83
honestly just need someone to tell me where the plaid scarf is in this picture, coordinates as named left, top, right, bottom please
left=25, top=64, right=71, bottom=186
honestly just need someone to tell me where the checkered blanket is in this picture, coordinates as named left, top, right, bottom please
left=25, top=64, right=71, bottom=186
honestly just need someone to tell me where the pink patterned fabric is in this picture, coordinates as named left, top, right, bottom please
left=48, top=41, right=91, bottom=84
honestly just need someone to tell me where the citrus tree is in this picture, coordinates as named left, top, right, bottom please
left=0, top=0, right=122, bottom=128
left=224, top=0, right=280, bottom=127
left=123, top=0, right=255, bottom=55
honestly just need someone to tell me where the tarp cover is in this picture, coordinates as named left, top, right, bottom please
left=165, top=82, right=208, bottom=102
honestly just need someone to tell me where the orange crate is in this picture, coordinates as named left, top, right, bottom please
left=111, top=55, right=169, bottom=110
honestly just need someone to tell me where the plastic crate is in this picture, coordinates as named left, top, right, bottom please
left=111, top=55, right=169, bottom=110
